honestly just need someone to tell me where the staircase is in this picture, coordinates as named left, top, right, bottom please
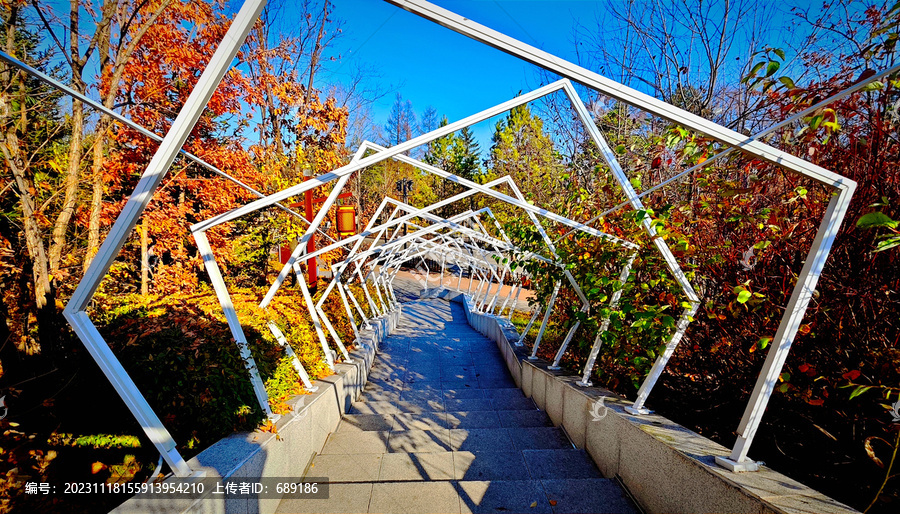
left=277, top=298, right=638, bottom=514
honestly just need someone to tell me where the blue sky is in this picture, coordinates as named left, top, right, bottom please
left=40, top=0, right=836, bottom=155
left=322, top=0, right=598, bottom=151
left=40, top=0, right=602, bottom=153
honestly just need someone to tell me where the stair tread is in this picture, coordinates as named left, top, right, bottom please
left=282, top=298, right=636, bottom=514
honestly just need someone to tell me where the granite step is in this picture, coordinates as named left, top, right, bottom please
left=277, top=478, right=637, bottom=514
left=278, top=297, right=638, bottom=514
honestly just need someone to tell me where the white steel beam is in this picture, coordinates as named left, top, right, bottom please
left=386, top=0, right=858, bottom=471
left=61, top=0, right=266, bottom=477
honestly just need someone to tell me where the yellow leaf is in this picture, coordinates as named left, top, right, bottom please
left=530, top=501, right=537, bottom=508
left=91, top=462, right=107, bottom=474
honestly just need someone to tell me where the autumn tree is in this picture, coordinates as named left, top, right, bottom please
left=0, top=3, right=67, bottom=356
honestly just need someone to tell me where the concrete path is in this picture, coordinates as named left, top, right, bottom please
left=277, top=298, right=637, bottom=514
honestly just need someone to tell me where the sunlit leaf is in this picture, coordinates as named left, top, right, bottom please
left=857, top=211, right=898, bottom=229
left=850, top=385, right=873, bottom=400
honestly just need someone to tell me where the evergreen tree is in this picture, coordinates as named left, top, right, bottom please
left=488, top=104, right=562, bottom=212
left=422, top=117, right=462, bottom=215
left=458, top=126, right=480, bottom=156
left=452, top=126, right=481, bottom=183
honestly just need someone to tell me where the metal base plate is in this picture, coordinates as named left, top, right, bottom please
left=575, top=380, right=592, bottom=387
left=624, top=406, right=652, bottom=415
left=715, top=456, right=760, bottom=472
left=547, top=365, right=561, bottom=371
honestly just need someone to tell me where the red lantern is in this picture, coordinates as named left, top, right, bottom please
left=336, top=205, right=356, bottom=237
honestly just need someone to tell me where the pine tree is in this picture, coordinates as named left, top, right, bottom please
left=458, top=126, right=480, bottom=156
left=452, top=126, right=481, bottom=182
left=488, top=104, right=561, bottom=210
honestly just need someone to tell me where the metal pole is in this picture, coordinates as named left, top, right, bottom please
left=627, top=303, right=699, bottom=414
left=387, top=0, right=850, bottom=188
left=267, top=322, right=317, bottom=391
left=579, top=252, right=636, bottom=386
left=297, top=260, right=336, bottom=370
left=516, top=306, right=542, bottom=347
left=549, top=305, right=590, bottom=370
left=530, top=280, right=561, bottom=360
left=342, top=281, right=372, bottom=329
left=195, top=232, right=274, bottom=417
left=333, top=272, right=362, bottom=344
left=717, top=189, right=856, bottom=471
left=487, top=267, right=508, bottom=313
left=508, top=282, right=523, bottom=319
left=499, top=281, right=518, bottom=316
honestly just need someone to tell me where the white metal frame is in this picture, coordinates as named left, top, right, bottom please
left=53, top=0, right=867, bottom=477
left=60, top=0, right=267, bottom=477
left=387, top=0, right=858, bottom=472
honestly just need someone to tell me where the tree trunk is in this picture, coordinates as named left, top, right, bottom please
left=49, top=93, right=83, bottom=276
left=0, top=5, right=51, bottom=309
left=84, top=0, right=173, bottom=272
left=85, top=116, right=106, bottom=273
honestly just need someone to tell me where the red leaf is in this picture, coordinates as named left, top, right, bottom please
left=842, top=370, right=861, bottom=381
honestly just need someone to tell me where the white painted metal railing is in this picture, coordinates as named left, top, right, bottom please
left=30, top=0, right=877, bottom=478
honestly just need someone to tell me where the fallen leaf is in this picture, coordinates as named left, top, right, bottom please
left=91, top=462, right=107, bottom=474
left=865, top=437, right=885, bottom=468
left=530, top=501, right=537, bottom=508
left=549, top=500, right=558, bottom=506
left=842, top=370, right=861, bottom=381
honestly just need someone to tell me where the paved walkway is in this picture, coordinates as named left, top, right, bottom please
left=277, top=298, right=636, bottom=514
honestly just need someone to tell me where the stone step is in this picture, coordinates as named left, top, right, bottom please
left=280, top=298, right=637, bottom=514
left=309, top=448, right=605, bottom=482
left=277, top=478, right=636, bottom=514
left=349, top=395, right=537, bottom=414
left=323, top=427, right=573, bottom=454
